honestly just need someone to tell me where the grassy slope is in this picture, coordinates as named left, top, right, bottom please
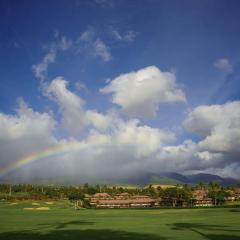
left=0, top=201, right=240, bottom=240
left=149, top=176, right=183, bottom=185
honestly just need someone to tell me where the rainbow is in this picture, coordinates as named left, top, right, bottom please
left=0, top=141, right=84, bottom=178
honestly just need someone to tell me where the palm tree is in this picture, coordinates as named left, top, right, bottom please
left=196, top=182, right=205, bottom=190
left=208, top=181, right=220, bottom=206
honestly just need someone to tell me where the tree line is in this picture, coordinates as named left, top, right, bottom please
left=0, top=182, right=238, bottom=207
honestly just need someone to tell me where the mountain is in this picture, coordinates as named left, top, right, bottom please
left=158, top=172, right=190, bottom=183
left=1, top=172, right=239, bottom=186
left=122, top=172, right=240, bottom=186
left=186, top=173, right=240, bottom=186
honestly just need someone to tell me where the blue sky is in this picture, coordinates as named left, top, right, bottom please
left=0, top=0, right=240, bottom=181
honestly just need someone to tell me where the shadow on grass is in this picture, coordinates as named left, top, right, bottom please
left=203, top=234, right=240, bottom=240
left=229, top=209, right=240, bottom=212
left=0, top=229, right=167, bottom=240
left=169, top=223, right=240, bottom=232
left=37, top=220, right=95, bottom=230
left=168, top=222, right=240, bottom=240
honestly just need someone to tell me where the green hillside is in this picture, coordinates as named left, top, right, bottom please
left=149, top=175, right=184, bottom=185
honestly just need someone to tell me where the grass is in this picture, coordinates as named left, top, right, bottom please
left=108, top=184, right=139, bottom=189
left=149, top=176, right=183, bottom=185
left=145, top=184, right=179, bottom=189
left=0, top=201, right=240, bottom=240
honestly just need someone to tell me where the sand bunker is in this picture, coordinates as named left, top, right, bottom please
left=9, top=203, right=17, bottom=205
left=32, top=202, right=40, bottom=206
left=23, top=207, right=50, bottom=211
left=45, top=202, right=54, bottom=205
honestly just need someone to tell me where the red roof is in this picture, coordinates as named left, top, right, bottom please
left=97, top=199, right=130, bottom=204
left=193, top=190, right=208, bottom=199
left=118, top=192, right=130, bottom=196
left=93, top=193, right=110, bottom=198
left=95, top=198, right=155, bottom=205
left=234, top=188, right=240, bottom=194
left=131, top=195, right=150, bottom=199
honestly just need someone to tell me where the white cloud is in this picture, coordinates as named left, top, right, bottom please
left=94, top=38, right=112, bottom=62
left=0, top=100, right=56, bottom=171
left=79, top=29, right=112, bottom=62
left=46, top=78, right=176, bottom=157
left=208, top=163, right=240, bottom=179
left=75, top=82, right=88, bottom=92
left=101, top=66, right=186, bottom=118
left=32, top=35, right=73, bottom=83
left=33, top=30, right=112, bottom=87
left=0, top=96, right=178, bottom=181
left=114, top=119, right=175, bottom=157
left=1, top=97, right=239, bottom=180
left=32, top=49, right=56, bottom=83
left=0, top=99, right=55, bottom=141
left=111, top=29, right=137, bottom=42
left=3, top=57, right=240, bottom=181
left=46, top=76, right=115, bottom=134
left=58, top=36, right=73, bottom=50
left=184, top=101, right=240, bottom=153
left=86, top=110, right=115, bottom=131
left=154, top=140, right=226, bottom=174
left=46, top=77, right=86, bottom=134
left=87, top=118, right=175, bottom=157
left=79, top=27, right=95, bottom=42
left=214, top=58, right=233, bottom=73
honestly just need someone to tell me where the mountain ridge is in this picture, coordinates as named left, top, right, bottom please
left=0, top=172, right=239, bottom=186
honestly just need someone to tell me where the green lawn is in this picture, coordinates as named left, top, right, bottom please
left=0, top=201, right=240, bottom=240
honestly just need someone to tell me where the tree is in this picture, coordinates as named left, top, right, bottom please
left=179, top=184, right=193, bottom=203
left=68, top=192, right=85, bottom=209
left=208, top=182, right=221, bottom=205
left=68, top=192, right=84, bottom=201
left=163, top=187, right=178, bottom=207
left=196, top=182, right=206, bottom=190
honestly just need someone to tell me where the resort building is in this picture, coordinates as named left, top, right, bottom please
left=88, top=193, right=158, bottom=208
left=192, top=190, right=213, bottom=206
left=234, top=188, right=240, bottom=200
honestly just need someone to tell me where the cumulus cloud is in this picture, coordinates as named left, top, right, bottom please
left=154, top=140, right=224, bottom=173
left=0, top=99, right=55, bottom=142
left=1, top=94, right=239, bottom=181
left=100, top=66, right=186, bottom=118
left=46, top=77, right=86, bottom=134
left=214, top=58, right=233, bottom=73
left=87, top=118, right=175, bottom=157
left=85, top=110, right=115, bottom=132
left=2, top=56, right=240, bottom=181
left=0, top=98, right=177, bottom=181
left=184, top=101, right=240, bottom=153
left=0, top=99, right=56, bottom=172
left=46, top=76, right=115, bottom=134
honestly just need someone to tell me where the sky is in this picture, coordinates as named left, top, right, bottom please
left=0, top=0, right=240, bottom=182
